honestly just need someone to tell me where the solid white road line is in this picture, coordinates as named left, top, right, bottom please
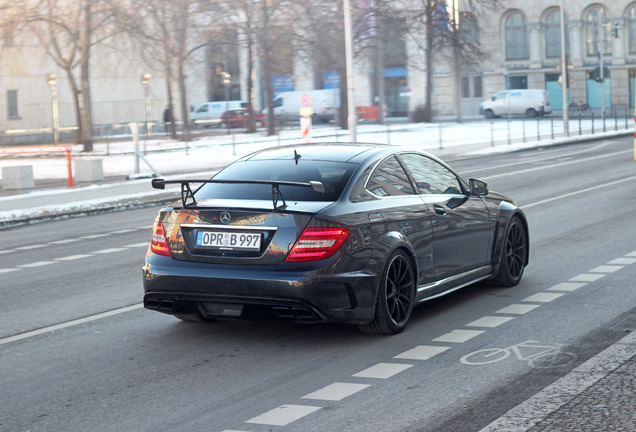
left=523, top=175, right=636, bottom=209
left=0, top=304, right=144, bottom=346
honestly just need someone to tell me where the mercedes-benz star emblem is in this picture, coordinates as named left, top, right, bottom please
left=220, top=211, right=232, bottom=224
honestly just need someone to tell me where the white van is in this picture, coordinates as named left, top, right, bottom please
left=480, top=89, right=551, bottom=118
left=191, top=101, right=247, bottom=127
left=273, top=89, right=340, bottom=123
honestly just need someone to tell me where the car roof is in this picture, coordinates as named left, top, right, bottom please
left=241, top=143, right=393, bottom=163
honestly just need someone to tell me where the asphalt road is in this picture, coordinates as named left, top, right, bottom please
left=1, top=137, right=635, bottom=432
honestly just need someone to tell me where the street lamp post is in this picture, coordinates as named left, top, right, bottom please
left=46, top=74, right=60, bottom=147
left=141, top=73, right=152, bottom=147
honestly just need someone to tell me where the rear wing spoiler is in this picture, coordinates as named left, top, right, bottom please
left=151, top=178, right=326, bottom=211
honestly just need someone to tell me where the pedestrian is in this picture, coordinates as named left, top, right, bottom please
left=163, top=104, right=173, bottom=133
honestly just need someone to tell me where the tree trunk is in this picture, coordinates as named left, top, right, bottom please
left=79, top=0, right=94, bottom=152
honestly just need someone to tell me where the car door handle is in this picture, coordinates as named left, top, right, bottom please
left=433, top=204, right=446, bottom=215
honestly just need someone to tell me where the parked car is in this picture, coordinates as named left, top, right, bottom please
left=480, top=89, right=551, bottom=118
left=143, top=143, right=529, bottom=334
left=191, top=101, right=247, bottom=127
left=219, top=108, right=266, bottom=129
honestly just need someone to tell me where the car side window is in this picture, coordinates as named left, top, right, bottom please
left=366, top=156, right=415, bottom=197
left=399, top=153, right=463, bottom=195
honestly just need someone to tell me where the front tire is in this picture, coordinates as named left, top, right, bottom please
left=484, top=109, right=495, bottom=119
left=492, top=216, right=527, bottom=287
left=359, top=250, right=415, bottom=335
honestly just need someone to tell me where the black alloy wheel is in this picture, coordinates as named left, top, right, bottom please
left=493, top=216, right=527, bottom=287
left=359, top=250, right=415, bottom=335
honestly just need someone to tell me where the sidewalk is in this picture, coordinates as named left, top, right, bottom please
left=0, top=121, right=634, bottom=430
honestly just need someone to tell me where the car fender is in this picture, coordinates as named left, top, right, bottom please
left=491, top=202, right=530, bottom=274
left=368, top=229, right=418, bottom=282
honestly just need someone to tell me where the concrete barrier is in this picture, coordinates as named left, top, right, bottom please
left=2, top=165, right=35, bottom=190
left=73, top=158, right=104, bottom=183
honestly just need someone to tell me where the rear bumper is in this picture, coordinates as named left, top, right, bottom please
left=142, top=253, right=378, bottom=324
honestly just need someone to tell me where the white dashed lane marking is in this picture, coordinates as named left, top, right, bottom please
left=394, top=345, right=451, bottom=360
left=608, top=257, right=636, bottom=265
left=92, top=248, right=128, bottom=254
left=432, top=329, right=485, bottom=343
left=496, top=304, right=541, bottom=315
left=0, top=227, right=151, bottom=274
left=302, top=382, right=370, bottom=401
left=352, top=363, right=413, bottom=379
left=569, top=273, right=605, bottom=282
left=246, top=404, right=322, bottom=426
left=56, top=254, right=93, bottom=261
left=466, top=316, right=515, bottom=328
left=589, top=265, right=623, bottom=273
left=18, top=261, right=57, bottom=268
left=522, top=293, right=564, bottom=303
left=547, top=282, right=586, bottom=292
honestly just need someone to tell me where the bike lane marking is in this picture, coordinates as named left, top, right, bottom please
left=477, top=331, right=636, bottom=432
left=232, top=250, right=636, bottom=430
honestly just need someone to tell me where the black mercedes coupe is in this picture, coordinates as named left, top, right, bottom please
left=142, top=143, right=528, bottom=334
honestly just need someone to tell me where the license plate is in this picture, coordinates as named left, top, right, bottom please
left=196, top=231, right=261, bottom=251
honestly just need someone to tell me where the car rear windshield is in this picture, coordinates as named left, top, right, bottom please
left=196, top=159, right=358, bottom=202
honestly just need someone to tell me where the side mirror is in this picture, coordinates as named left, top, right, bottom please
left=469, top=179, right=488, bottom=196
left=491, top=96, right=495, bottom=101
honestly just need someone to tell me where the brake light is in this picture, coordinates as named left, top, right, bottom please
left=286, top=227, right=350, bottom=262
left=151, top=221, right=172, bottom=256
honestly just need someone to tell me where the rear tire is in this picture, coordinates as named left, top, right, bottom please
left=525, top=108, right=537, bottom=118
left=359, top=250, right=415, bottom=335
left=492, top=216, right=527, bottom=287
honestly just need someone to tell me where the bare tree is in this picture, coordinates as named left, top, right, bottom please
left=121, top=0, right=212, bottom=140
left=16, top=0, right=121, bottom=151
left=404, top=0, right=500, bottom=122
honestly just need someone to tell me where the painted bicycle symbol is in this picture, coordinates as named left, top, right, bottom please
left=460, top=340, right=577, bottom=369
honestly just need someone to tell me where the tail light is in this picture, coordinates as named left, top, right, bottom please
left=151, top=221, right=172, bottom=256
left=286, top=227, right=350, bottom=262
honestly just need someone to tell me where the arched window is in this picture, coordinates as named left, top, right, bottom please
left=460, top=13, right=480, bottom=46
left=586, top=6, right=612, bottom=57
left=627, top=4, right=636, bottom=54
left=505, top=12, right=529, bottom=60
left=545, top=9, right=568, bottom=58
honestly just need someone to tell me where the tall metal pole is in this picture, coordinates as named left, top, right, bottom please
left=560, top=0, right=569, bottom=136
left=599, top=13, right=605, bottom=119
left=343, top=0, right=357, bottom=142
